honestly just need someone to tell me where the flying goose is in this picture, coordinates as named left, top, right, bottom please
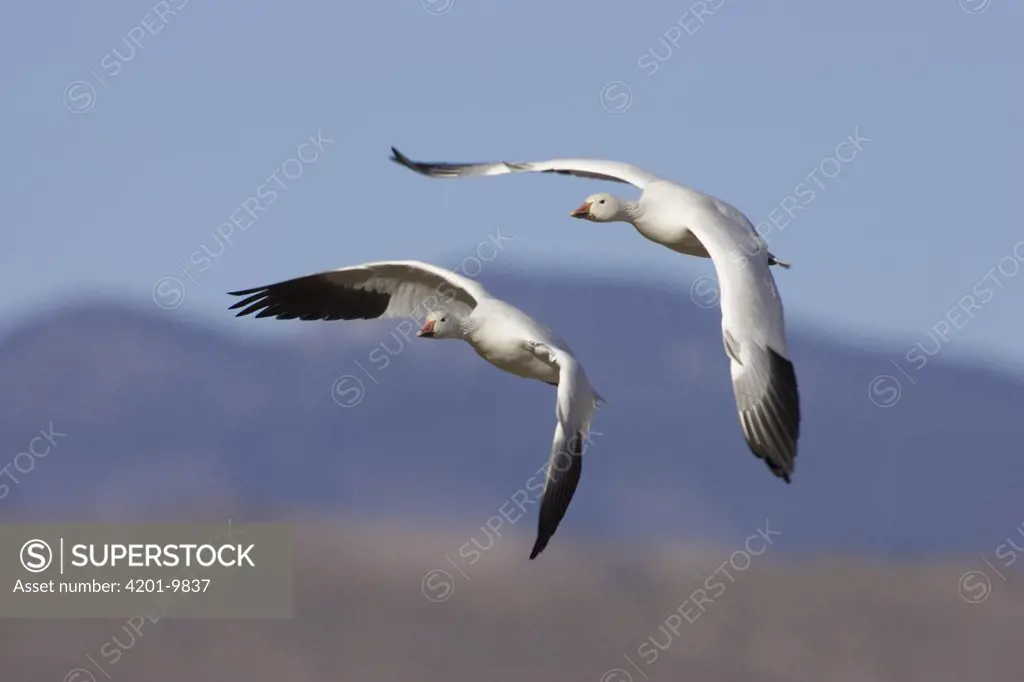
left=390, top=149, right=799, bottom=482
left=228, top=259, right=603, bottom=557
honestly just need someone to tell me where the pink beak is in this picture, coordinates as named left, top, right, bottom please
left=417, top=319, right=436, bottom=337
left=569, top=202, right=592, bottom=218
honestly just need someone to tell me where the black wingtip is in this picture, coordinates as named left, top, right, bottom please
left=390, top=146, right=410, bottom=166
left=226, top=286, right=262, bottom=297
left=765, top=462, right=793, bottom=484
left=389, top=146, right=427, bottom=174
left=529, top=529, right=552, bottom=559
left=389, top=146, right=449, bottom=177
left=529, top=433, right=585, bottom=561
left=227, top=290, right=264, bottom=311
left=739, top=347, right=800, bottom=484
left=772, top=459, right=794, bottom=484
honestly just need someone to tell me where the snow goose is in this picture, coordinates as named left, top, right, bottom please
left=227, top=260, right=603, bottom=558
left=390, top=149, right=799, bottom=483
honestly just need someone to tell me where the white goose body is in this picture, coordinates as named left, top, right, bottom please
left=467, top=300, right=563, bottom=384
left=631, top=183, right=708, bottom=254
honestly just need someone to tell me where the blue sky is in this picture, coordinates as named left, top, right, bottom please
left=3, top=0, right=1021, bottom=370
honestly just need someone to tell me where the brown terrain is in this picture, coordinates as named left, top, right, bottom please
left=2, top=519, right=1020, bottom=681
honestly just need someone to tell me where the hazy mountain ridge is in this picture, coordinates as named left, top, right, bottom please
left=1, top=270, right=1022, bottom=556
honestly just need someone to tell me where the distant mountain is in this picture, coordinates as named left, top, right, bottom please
left=1, top=270, right=1021, bottom=555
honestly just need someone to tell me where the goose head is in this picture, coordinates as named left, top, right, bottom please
left=417, top=311, right=462, bottom=339
left=570, top=193, right=626, bottom=223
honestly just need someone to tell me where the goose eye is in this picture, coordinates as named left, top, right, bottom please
left=599, top=199, right=606, bottom=204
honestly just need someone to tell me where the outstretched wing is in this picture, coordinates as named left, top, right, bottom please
left=524, top=341, right=598, bottom=559
left=390, top=147, right=663, bottom=190
left=687, top=210, right=801, bottom=482
left=227, top=260, right=487, bottom=321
